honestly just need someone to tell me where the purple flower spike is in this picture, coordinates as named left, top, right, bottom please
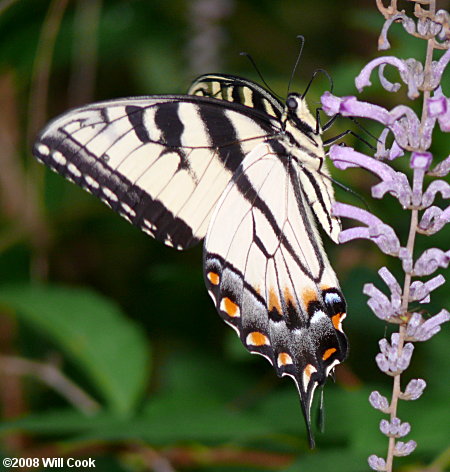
left=368, top=455, right=387, bottom=471
left=406, top=309, right=450, bottom=342
left=338, top=5, right=449, bottom=469
left=355, top=56, right=409, bottom=93
left=400, top=379, right=427, bottom=401
left=369, top=391, right=390, bottom=413
left=413, top=248, right=450, bottom=276
left=380, top=417, right=411, bottom=438
left=394, top=440, right=417, bottom=457
left=409, top=274, right=446, bottom=303
left=418, top=205, right=450, bottom=234
left=322, top=5, right=450, bottom=466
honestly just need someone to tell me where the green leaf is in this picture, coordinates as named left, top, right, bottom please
left=0, top=284, right=151, bottom=415
left=0, top=409, right=116, bottom=435
left=0, top=401, right=273, bottom=445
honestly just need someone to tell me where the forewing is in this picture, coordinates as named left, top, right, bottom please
left=188, top=74, right=284, bottom=120
left=33, top=96, right=278, bottom=249
left=204, top=143, right=348, bottom=446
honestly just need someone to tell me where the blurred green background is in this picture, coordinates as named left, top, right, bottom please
left=0, top=0, right=448, bottom=471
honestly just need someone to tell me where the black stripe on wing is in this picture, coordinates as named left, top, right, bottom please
left=35, top=132, right=200, bottom=249
left=188, top=74, right=284, bottom=120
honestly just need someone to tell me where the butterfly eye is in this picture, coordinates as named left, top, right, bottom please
left=286, top=96, right=298, bottom=111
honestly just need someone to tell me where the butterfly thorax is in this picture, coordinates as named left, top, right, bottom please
left=279, top=93, right=325, bottom=172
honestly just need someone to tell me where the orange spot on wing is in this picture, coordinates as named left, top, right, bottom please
left=221, top=297, right=240, bottom=317
left=332, top=313, right=345, bottom=331
left=207, top=272, right=220, bottom=285
left=322, top=347, right=337, bottom=361
left=268, top=287, right=282, bottom=315
left=302, top=288, right=317, bottom=308
left=247, top=331, right=270, bottom=346
left=283, top=286, right=296, bottom=307
left=303, top=363, right=317, bottom=388
left=305, top=364, right=314, bottom=377
left=277, top=352, right=293, bottom=367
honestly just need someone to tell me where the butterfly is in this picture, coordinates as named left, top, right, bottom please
left=33, top=72, right=348, bottom=447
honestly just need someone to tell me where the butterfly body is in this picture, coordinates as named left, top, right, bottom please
left=33, top=73, right=348, bottom=447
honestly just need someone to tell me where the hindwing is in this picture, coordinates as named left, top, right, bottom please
left=204, top=142, right=348, bottom=447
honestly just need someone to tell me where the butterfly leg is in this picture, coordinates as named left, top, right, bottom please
left=315, top=107, right=338, bottom=134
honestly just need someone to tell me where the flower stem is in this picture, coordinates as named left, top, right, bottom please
left=385, top=209, right=418, bottom=471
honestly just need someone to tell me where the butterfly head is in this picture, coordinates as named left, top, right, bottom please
left=282, top=93, right=321, bottom=145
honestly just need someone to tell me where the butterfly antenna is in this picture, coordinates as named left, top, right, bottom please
left=302, top=68, right=334, bottom=99
left=287, top=34, right=305, bottom=95
left=239, top=52, right=282, bottom=100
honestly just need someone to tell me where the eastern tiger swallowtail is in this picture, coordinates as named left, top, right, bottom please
left=33, top=72, right=348, bottom=447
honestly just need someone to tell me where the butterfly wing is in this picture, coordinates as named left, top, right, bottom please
left=33, top=96, right=280, bottom=249
left=203, top=142, right=348, bottom=447
left=188, top=74, right=284, bottom=120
